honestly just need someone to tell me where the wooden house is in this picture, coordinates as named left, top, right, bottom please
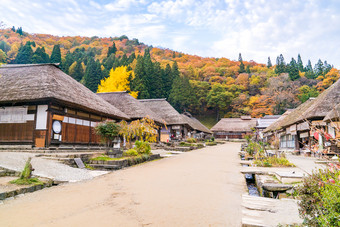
left=262, top=110, right=293, bottom=144
left=0, top=64, right=129, bottom=148
left=180, top=112, right=212, bottom=139
left=211, top=116, right=257, bottom=139
left=139, top=99, right=190, bottom=142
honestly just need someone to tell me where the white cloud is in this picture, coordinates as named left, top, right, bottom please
left=1, top=0, right=340, bottom=67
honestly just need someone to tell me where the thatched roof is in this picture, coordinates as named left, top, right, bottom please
left=211, top=118, right=257, bottom=132
left=97, top=92, right=163, bottom=123
left=0, top=64, right=129, bottom=120
left=302, top=78, right=340, bottom=120
left=281, top=78, right=340, bottom=127
left=263, top=109, right=294, bottom=133
left=324, top=103, right=340, bottom=122
left=139, top=99, right=187, bottom=125
left=181, top=113, right=212, bottom=134
left=280, top=98, right=316, bottom=128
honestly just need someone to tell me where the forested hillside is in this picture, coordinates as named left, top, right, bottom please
left=1, top=27, right=339, bottom=126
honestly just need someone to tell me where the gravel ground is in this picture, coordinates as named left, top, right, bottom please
left=0, top=152, right=108, bottom=182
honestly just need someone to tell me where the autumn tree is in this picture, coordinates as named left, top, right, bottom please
left=298, top=85, right=319, bottom=103
left=97, top=65, right=138, bottom=98
left=0, top=49, right=7, bottom=63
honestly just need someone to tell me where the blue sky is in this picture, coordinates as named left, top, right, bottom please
left=1, top=0, right=340, bottom=67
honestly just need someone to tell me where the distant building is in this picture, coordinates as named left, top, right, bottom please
left=181, top=112, right=212, bottom=139
left=0, top=64, right=129, bottom=148
left=211, top=116, right=257, bottom=139
left=139, top=99, right=190, bottom=142
left=255, top=115, right=281, bottom=140
left=97, top=92, right=163, bottom=123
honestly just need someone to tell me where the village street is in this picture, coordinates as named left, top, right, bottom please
left=0, top=142, right=244, bottom=227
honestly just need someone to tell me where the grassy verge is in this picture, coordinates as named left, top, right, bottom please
left=90, top=154, right=127, bottom=161
left=253, top=157, right=295, bottom=167
left=10, top=177, right=44, bottom=186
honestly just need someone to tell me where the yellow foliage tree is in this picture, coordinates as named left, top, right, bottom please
left=97, top=66, right=138, bottom=98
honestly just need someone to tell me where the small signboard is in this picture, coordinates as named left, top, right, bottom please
left=74, top=158, right=85, bottom=169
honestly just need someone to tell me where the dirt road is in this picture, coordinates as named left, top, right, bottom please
left=0, top=143, right=244, bottom=227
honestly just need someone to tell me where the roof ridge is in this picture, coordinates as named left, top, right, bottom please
left=0, top=63, right=60, bottom=68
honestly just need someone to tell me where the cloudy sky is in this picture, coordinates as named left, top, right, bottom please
left=1, top=0, right=340, bottom=67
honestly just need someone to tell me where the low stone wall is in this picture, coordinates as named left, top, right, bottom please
left=88, top=154, right=161, bottom=170
left=0, top=181, right=53, bottom=201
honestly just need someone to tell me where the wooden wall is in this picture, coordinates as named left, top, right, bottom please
left=60, top=120, right=101, bottom=144
left=0, top=121, right=34, bottom=142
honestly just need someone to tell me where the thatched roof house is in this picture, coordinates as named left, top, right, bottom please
left=0, top=64, right=129, bottom=120
left=0, top=64, right=129, bottom=148
left=211, top=116, right=257, bottom=139
left=280, top=98, right=316, bottom=128
left=181, top=113, right=212, bottom=135
left=280, top=78, right=340, bottom=128
left=139, top=99, right=186, bottom=125
left=139, top=99, right=190, bottom=141
left=97, top=92, right=163, bottom=124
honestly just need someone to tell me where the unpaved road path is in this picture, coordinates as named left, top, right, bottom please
left=0, top=142, right=244, bottom=227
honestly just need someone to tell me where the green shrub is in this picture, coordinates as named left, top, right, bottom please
left=298, top=164, right=340, bottom=226
left=179, top=142, right=193, bottom=147
left=206, top=141, right=217, bottom=146
left=135, top=140, right=151, bottom=154
left=186, top=138, right=197, bottom=143
left=253, top=157, right=295, bottom=167
left=123, top=149, right=138, bottom=157
left=196, top=143, right=204, bottom=148
left=210, top=137, right=215, bottom=142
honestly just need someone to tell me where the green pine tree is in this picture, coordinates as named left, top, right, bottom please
left=107, top=42, right=117, bottom=57
left=238, top=53, right=245, bottom=73
left=31, top=47, right=49, bottom=63
left=84, top=58, right=102, bottom=92
left=267, top=57, right=272, bottom=68
left=297, top=54, right=304, bottom=72
left=162, top=63, right=173, bottom=98
left=50, top=44, right=61, bottom=63
left=287, top=58, right=300, bottom=80
left=15, top=42, right=33, bottom=64
left=168, top=75, right=196, bottom=112
left=70, top=61, right=84, bottom=82
left=275, top=54, right=286, bottom=74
